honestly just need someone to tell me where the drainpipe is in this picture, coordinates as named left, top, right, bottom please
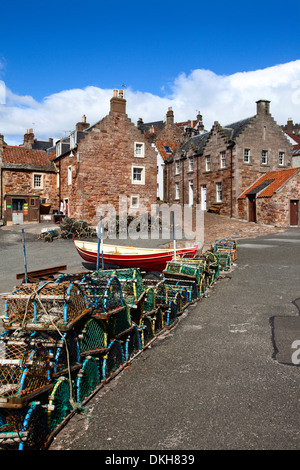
left=229, top=142, right=235, bottom=218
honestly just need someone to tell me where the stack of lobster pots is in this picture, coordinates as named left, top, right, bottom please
left=0, top=238, right=236, bottom=450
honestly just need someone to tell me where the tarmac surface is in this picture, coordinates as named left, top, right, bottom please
left=0, top=215, right=299, bottom=452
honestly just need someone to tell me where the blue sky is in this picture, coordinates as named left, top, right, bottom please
left=0, top=0, right=300, bottom=143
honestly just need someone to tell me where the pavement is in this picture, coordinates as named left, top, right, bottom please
left=0, top=215, right=299, bottom=451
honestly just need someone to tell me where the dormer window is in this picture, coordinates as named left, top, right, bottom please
left=70, top=131, right=77, bottom=150
left=56, top=141, right=62, bottom=158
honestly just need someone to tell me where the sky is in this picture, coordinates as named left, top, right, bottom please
left=0, top=0, right=300, bottom=144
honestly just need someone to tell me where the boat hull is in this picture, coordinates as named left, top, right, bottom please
left=74, top=240, right=198, bottom=272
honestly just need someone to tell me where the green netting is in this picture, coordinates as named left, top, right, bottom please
left=102, top=341, right=124, bottom=379
left=76, top=356, right=101, bottom=403
left=79, top=318, right=107, bottom=353
left=47, top=377, right=73, bottom=433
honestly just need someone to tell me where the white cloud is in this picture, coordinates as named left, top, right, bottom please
left=1, top=60, right=300, bottom=145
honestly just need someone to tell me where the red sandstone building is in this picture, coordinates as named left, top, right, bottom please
left=165, top=100, right=296, bottom=225
left=53, top=90, right=158, bottom=225
left=0, top=133, right=57, bottom=224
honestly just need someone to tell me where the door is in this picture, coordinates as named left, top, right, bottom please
left=290, top=200, right=299, bottom=226
left=189, top=181, right=193, bottom=206
left=64, top=198, right=69, bottom=217
left=248, top=195, right=256, bottom=223
left=201, top=185, right=207, bottom=210
left=12, top=199, right=24, bottom=224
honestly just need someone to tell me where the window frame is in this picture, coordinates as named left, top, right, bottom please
left=134, top=142, right=145, bottom=158
left=68, top=165, right=73, bottom=186
left=278, top=151, right=285, bottom=166
left=216, top=182, right=222, bottom=203
left=130, top=195, right=140, bottom=209
left=220, top=151, right=226, bottom=169
left=205, top=155, right=211, bottom=172
left=132, top=165, right=145, bottom=185
left=33, top=173, right=43, bottom=189
left=261, top=150, right=268, bottom=165
left=243, top=148, right=251, bottom=164
left=175, top=182, right=180, bottom=200
left=175, top=160, right=180, bottom=175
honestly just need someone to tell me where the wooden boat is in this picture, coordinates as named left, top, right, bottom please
left=73, top=239, right=198, bottom=272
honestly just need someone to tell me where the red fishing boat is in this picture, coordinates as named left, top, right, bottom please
left=73, top=239, right=198, bottom=272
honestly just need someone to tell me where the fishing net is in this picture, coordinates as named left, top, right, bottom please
left=141, top=316, right=154, bottom=346
left=78, top=318, right=107, bottom=354
left=79, top=273, right=124, bottom=312
left=124, top=326, right=142, bottom=361
left=76, top=356, right=101, bottom=403
left=47, top=377, right=73, bottom=434
left=102, top=341, right=124, bottom=380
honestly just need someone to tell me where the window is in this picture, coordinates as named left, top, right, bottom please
left=279, top=152, right=285, bottom=166
left=205, top=156, right=211, bottom=172
left=134, top=142, right=145, bottom=158
left=68, top=165, right=72, bottom=185
left=216, top=182, right=222, bottom=202
left=220, top=151, right=226, bottom=168
left=30, top=198, right=36, bottom=206
left=261, top=150, right=268, bottom=165
left=175, top=182, right=180, bottom=200
left=33, top=174, right=43, bottom=189
left=163, top=145, right=173, bottom=154
left=130, top=195, right=139, bottom=208
left=189, top=157, right=194, bottom=172
left=175, top=160, right=180, bottom=175
left=56, top=141, right=62, bottom=158
left=70, top=131, right=77, bottom=150
left=244, top=149, right=251, bottom=163
left=132, top=166, right=145, bottom=184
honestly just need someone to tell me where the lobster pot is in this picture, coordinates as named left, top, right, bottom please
left=47, top=377, right=73, bottom=434
left=76, top=356, right=101, bottom=403
left=141, top=316, right=154, bottom=347
left=214, top=238, right=237, bottom=261
left=78, top=318, right=108, bottom=354
left=102, top=341, right=125, bottom=380
left=152, top=307, right=165, bottom=334
left=216, top=251, right=231, bottom=270
left=154, top=280, right=168, bottom=309
left=0, top=329, right=80, bottom=377
left=170, top=280, right=199, bottom=302
left=124, top=326, right=142, bottom=361
left=80, top=273, right=124, bottom=312
left=105, top=306, right=132, bottom=339
left=105, top=268, right=145, bottom=307
left=165, top=300, right=179, bottom=327
left=0, top=401, right=48, bottom=450
left=0, top=340, right=51, bottom=407
left=3, top=282, right=87, bottom=330
left=144, top=287, right=156, bottom=313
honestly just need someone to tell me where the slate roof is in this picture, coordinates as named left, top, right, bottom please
left=222, top=117, right=255, bottom=141
left=156, top=140, right=182, bottom=161
left=238, top=168, right=299, bottom=199
left=181, top=131, right=210, bottom=154
left=1, top=145, right=56, bottom=171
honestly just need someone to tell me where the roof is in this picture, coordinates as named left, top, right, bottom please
left=1, top=145, right=56, bottom=171
left=155, top=140, right=182, bottom=161
left=181, top=131, right=210, bottom=154
left=238, top=167, right=299, bottom=199
left=284, top=131, right=300, bottom=145
left=222, top=117, right=255, bottom=141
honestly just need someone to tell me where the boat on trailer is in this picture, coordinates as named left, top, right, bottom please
left=73, top=239, right=198, bottom=272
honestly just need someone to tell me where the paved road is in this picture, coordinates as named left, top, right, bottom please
left=49, top=229, right=299, bottom=451
left=0, top=225, right=299, bottom=451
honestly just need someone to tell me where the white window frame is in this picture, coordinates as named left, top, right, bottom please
left=175, top=160, right=180, bottom=175
left=134, top=142, right=145, bottom=158
left=261, top=150, right=268, bottom=165
left=130, top=195, right=140, bottom=209
left=216, top=182, right=222, bottom=202
left=132, top=165, right=145, bottom=185
left=220, top=151, right=226, bottom=168
left=279, top=151, right=285, bottom=166
left=244, top=149, right=251, bottom=163
left=56, top=141, right=62, bottom=158
left=189, top=157, right=194, bottom=172
left=68, top=165, right=73, bottom=186
left=205, top=156, right=211, bottom=172
left=175, top=182, right=180, bottom=200
left=33, top=173, right=43, bottom=189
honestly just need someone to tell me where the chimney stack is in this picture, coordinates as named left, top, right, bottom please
left=0, top=134, right=4, bottom=151
left=166, top=107, right=174, bottom=125
left=23, top=128, right=34, bottom=149
left=76, top=115, right=90, bottom=131
left=256, top=100, right=270, bottom=116
left=110, top=89, right=126, bottom=114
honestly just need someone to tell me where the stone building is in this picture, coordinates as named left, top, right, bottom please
left=165, top=100, right=293, bottom=220
left=238, top=167, right=300, bottom=226
left=0, top=133, right=57, bottom=224
left=53, top=90, right=158, bottom=225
